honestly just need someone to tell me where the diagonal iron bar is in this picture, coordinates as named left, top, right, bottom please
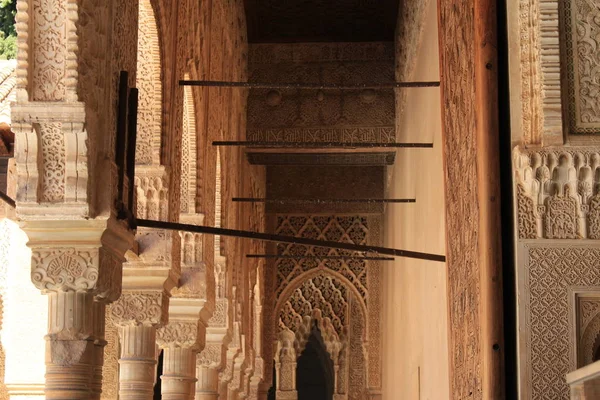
left=179, top=80, right=440, bottom=90
left=136, top=219, right=446, bottom=262
left=0, top=190, right=15, bottom=208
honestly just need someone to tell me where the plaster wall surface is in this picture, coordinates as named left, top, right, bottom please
left=382, top=1, right=449, bottom=398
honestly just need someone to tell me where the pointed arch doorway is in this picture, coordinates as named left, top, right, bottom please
left=296, top=323, right=335, bottom=400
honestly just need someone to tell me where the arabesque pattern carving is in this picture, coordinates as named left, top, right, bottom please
left=248, top=42, right=395, bottom=144
left=513, top=147, right=600, bottom=238
left=37, top=123, right=66, bottom=203
left=563, top=0, right=600, bottom=134
left=31, top=0, right=68, bottom=101
left=31, top=248, right=98, bottom=292
left=275, top=215, right=368, bottom=300
left=522, top=246, right=600, bottom=399
left=110, top=292, right=167, bottom=326
left=278, top=275, right=348, bottom=337
left=157, top=322, right=200, bottom=348
left=136, top=0, right=162, bottom=165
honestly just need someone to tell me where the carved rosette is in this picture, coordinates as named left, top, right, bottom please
left=110, top=291, right=168, bottom=327
left=157, top=321, right=202, bottom=349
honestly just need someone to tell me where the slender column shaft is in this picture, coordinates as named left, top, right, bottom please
left=118, top=325, right=157, bottom=400
left=91, top=302, right=107, bottom=400
left=195, top=366, right=219, bottom=400
left=161, top=346, right=196, bottom=400
left=45, top=291, right=95, bottom=400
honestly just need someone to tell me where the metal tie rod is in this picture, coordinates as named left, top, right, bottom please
left=213, top=141, right=433, bottom=149
left=233, top=197, right=416, bottom=204
left=247, top=254, right=394, bottom=261
left=179, top=80, right=440, bottom=90
left=0, top=190, right=15, bottom=208
left=137, top=219, right=446, bottom=263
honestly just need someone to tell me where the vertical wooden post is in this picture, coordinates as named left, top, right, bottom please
left=437, top=0, right=505, bottom=397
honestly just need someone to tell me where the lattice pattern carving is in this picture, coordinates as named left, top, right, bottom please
left=275, top=215, right=368, bottom=300
left=521, top=246, right=600, bottom=399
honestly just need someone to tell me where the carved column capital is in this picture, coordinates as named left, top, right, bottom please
left=109, top=291, right=169, bottom=327
left=157, top=321, right=203, bottom=349
left=23, top=219, right=133, bottom=300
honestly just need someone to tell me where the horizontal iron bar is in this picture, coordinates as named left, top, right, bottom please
left=232, top=197, right=416, bottom=204
left=213, top=141, right=433, bottom=149
left=136, top=219, right=446, bottom=262
left=246, top=254, right=394, bottom=261
left=179, top=80, right=440, bottom=90
left=0, top=191, right=15, bottom=208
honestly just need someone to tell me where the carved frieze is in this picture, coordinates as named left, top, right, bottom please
left=248, top=42, right=395, bottom=144
left=513, top=146, right=600, bottom=239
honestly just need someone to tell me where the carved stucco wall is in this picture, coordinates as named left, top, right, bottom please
left=517, top=243, right=600, bottom=400
left=247, top=42, right=395, bottom=145
left=514, top=146, right=600, bottom=399
left=265, top=214, right=379, bottom=398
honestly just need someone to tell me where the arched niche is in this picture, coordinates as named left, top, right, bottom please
left=180, top=72, right=198, bottom=215
left=273, top=273, right=367, bottom=399
left=136, top=0, right=163, bottom=166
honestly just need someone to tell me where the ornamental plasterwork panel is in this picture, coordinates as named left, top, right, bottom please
left=562, top=0, right=600, bottom=135
left=110, top=291, right=168, bottom=326
left=247, top=42, right=395, bottom=144
left=511, top=0, right=562, bottom=144
left=136, top=0, right=162, bottom=165
left=518, top=243, right=600, bottom=400
left=274, top=215, right=369, bottom=301
left=513, top=146, right=600, bottom=239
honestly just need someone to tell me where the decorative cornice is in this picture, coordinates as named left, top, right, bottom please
left=514, top=146, right=600, bottom=239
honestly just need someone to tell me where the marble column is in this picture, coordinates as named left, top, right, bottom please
left=111, top=292, right=169, bottom=400
left=275, top=330, right=297, bottom=400
left=24, top=220, right=132, bottom=400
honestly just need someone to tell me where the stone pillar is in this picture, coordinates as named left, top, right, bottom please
left=157, top=305, right=207, bottom=400
left=275, top=330, right=297, bottom=400
left=195, top=309, right=229, bottom=400
left=111, top=293, right=167, bottom=400
left=23, top=220, right=133, bottom=400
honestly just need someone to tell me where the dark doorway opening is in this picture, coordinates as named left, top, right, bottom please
left=296, top=324, right=334, bottom=400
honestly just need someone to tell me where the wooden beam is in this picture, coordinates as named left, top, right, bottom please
left=179, top=79, right=440, bottom=89
left=438, top=0, right=505, bottom=396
